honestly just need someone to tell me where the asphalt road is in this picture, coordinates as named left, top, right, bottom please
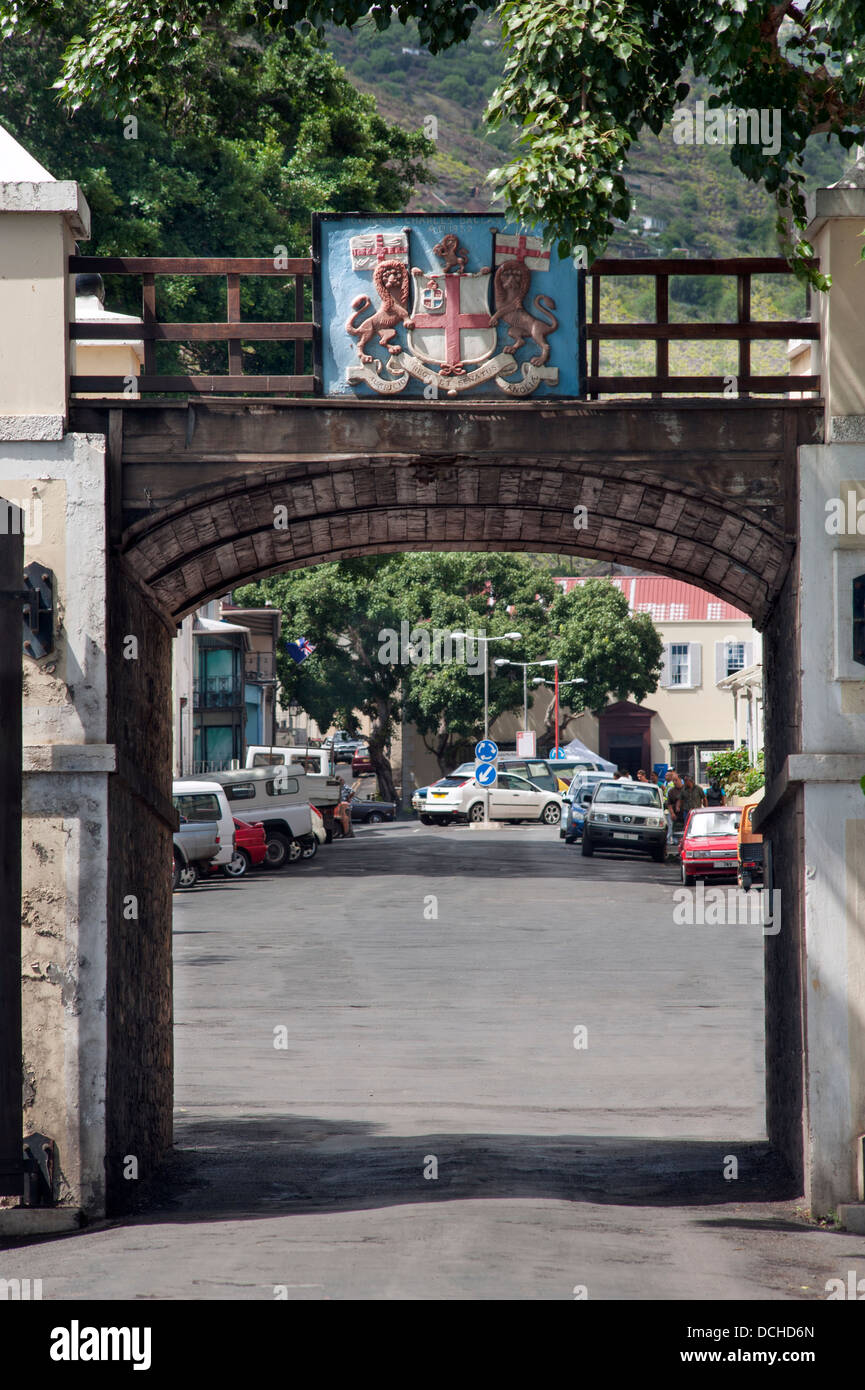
left=3, top=822, right=864, bottom=1300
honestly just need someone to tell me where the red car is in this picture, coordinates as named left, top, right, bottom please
left=679, top=806, right=742, bottom=885
left=221, top=817, right=267, bottom=878
left=351, top=745, right=373, bottom=775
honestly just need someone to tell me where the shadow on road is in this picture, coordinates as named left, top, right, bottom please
left=107, top=1115, right=799, bottom=1226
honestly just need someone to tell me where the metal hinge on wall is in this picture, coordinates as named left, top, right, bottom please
left=21, top=1132, right=56, bottom=1206
left=0, top=563, right=55, bottom=658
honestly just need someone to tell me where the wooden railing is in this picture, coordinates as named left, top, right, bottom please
left=586, top=257, right=819, bottom=398
left=69, top=252, right=819, bottom=400
left=69, top=255, right=315, bottom=395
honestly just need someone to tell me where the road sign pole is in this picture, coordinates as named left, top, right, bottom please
left=484, top=643, right=489, bottom=740
left=473, top=740, right=498, bottom=829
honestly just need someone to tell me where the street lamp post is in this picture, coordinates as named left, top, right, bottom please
left=494, top=657, right=563, bottom=736
left=452, top=630, right=522, bottom=742
left=450, top=633, right=525, bottom=822
left=532, top=673, right=586, bottom=758
left=452, top=630, right=522, bottom=825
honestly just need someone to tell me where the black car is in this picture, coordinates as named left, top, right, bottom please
left=350, top=797, right=397, bottom=824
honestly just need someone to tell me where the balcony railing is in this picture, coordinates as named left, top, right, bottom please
left=69, top=255, right=315, bottom=396
left=68, top=253, right=819, bottom=400
left=585, top=256, right=820, bottom=399
left=244, top=651, right=276, bottom=681
left=194, top=676, right=244, bottom=710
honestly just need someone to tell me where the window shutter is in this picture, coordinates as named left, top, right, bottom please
left=743, top=641, right=754, bottom=669
left=690, top=643, right=702, bottom=688
left=714, top=641, right=727, bottom=684
left=659, top=644, right=671, bottom=688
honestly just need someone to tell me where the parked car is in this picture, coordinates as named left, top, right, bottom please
left=737, top=801, right=764, bottom=890
left=309, top=804, right=327, bottom=848
left=679, top=807, right=741, bottom=884
left=351, top=745, right=374, bottom=776
left=419, top=775, right=472, bottom=824
left=245, top=746, right=342, bottom=838
left=325, top=731, right=366, bottom=763
left=581, top=779, right=667, bottom=861
left=173, top=819, right=219, bottom=890
left=451, top=757, right=560, bottom=794
left=350, top=797, right=397, bottom=824
left=219, top=817, right=268, bottom=878
left=203, top=768, right=316, bottom=869
left=560, top=770, right=612, bottom=842
left=423, top=771, right=562, bottom=825
left=172, top=780, right=235, bottom=868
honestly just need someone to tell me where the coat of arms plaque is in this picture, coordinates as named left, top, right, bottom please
left=313, top=214, right=583, bottom=398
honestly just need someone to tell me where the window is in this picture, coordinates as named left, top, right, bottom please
left=173, top=793, right=220, bottom=822
left=687, top=811, right=741, bottom=838
left=715, top=639, right=753, bottom=683
left=670, top=643, right=690, bottom=686
left=662, top=642, right=702, bottom=689
left=224, top=782, right=257, bottom=801
left=252, top=752, right=285, bottom=766
left=725, top=642, right=746, bottom=676
left=596, top=784, right=662, bottom=808
left=266, top=777, right=299, bottom=796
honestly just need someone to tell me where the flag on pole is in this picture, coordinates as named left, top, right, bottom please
left=286, top=636, right=316, bottom=664
left=349, top=231, right=409, bottom=272
left=493, top=232, right=551, bottom=272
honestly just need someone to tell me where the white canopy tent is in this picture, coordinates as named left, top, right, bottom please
left=561, top=735, right=617, bottom=773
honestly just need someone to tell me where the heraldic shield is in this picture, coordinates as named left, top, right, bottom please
left=407, top=269, right=497, bottom=376
left=314, top=213, right=580, bottom=398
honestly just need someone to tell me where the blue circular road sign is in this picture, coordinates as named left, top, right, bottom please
left=475, top=762, right=497, bottom=786
left=549, top=746, right=567, bottom=760
left=475, top=739, right=498, bottom=762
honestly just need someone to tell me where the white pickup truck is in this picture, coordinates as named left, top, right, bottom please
left=245, top=745, right=344, bottom=841
left=207, top=767, right=319, bottom=868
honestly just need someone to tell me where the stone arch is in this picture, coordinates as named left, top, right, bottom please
left=120, top=455, right=791, bottom=624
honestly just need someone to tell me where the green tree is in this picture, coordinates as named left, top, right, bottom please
left=235, top=559, right=408, bottom=803
left=396, top=552, right=557, bottom=773
left=0, top=10, right=431, bottom=372
left=7, top=1, right=865, bottom=286
left=397, top=561, right=663, bottom=767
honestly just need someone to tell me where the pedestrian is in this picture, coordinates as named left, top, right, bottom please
left=681, top=775, right=706, bottom=820
left=335, top=781, right=355, bottom=837
left=666, top=772, right=684, bottom=841
left=636, top=769, right=648, bottom=782
left=706, top=778, right=725, bottom=806
left=649, top=771, right=659, bottom=785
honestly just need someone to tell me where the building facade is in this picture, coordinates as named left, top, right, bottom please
left=550, top=575, right=761, bottom=778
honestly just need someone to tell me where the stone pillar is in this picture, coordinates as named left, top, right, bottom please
left=0, top=125, right=112, bottom=1219
left=758, top=172, right=865, bottom=1218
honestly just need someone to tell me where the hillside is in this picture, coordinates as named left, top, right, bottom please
left=327, top=13, right=852, bottom=373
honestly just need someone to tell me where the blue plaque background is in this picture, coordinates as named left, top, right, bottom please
left=313, top=213, right=583, bottom=398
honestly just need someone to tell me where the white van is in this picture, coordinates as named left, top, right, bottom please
left=246, top=745, right=333, bottom=777
left=172, top=779, right=235, bottom=867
